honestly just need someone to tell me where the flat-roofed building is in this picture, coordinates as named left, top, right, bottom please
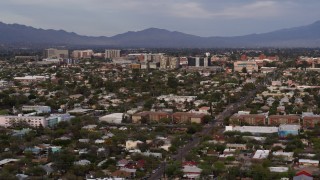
left=269, top=167, right=289, bottom=173
left=225, top=126, right=278, bottom=134
left=99, top=113, right=123, bottom=124
left=22, top=105, right=51, bottom=114
left=230, top=114, right=267, bottom=125
left=105, top=49, right=121, bottom=59
left=299, top=159, right=319, bottom=166
left=234, top=61, right=258, bottom=73
left=253, top=150, right=270, bottom=160
left=302, top=114, right=320, bottom=128
left=14, top=76, right=47, bottom=84
left=272, top=152, right=294, bottom=161
left=132, top=111, right=170, bottom=123
left=72, top=50, right=94, bottom=59
left=172, top=112, right=205, bottom=124
left=0, top=115, right=47, bottom=127
left=278, top=124, right=300, bottom=138
left=268, top=115, right=300, bottom=125
left=44, top=48, right=68, bottom=59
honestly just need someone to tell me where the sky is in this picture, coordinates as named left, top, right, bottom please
left=1, top=0, right=320, bottom=37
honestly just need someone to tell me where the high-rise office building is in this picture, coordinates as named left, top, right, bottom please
left=44, top=48, right=69, bottom=59
left=72, top=50, right=94, bottom=59
left=105, top=49, right=121, bottom=59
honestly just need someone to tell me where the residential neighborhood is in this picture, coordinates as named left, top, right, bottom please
left=0, top=48, right=320, bottom=180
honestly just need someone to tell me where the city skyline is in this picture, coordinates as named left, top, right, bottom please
left=1, top=0, right=320, bottom=37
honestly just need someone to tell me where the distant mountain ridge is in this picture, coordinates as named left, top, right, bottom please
left=1, top=21, right=320, bottom=48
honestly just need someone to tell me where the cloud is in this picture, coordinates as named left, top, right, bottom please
left=0, top=0, right=320, bottom=36
left=166, top=1, right=282, bottom=19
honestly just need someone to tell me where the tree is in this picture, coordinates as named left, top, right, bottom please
left=52, top=150, right=76, bottom=173
left=213, top=161, right=225, bottom=175
left=25, top=166, right=46, bottom=176
left=167, top=76, right=178, bottom=89
left=166, top=161, right=183, bottom=178
left=242, top=67, right=248, bottom=73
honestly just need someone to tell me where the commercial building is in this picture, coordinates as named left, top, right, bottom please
left=105, top=49, right=121, bottom=59
left=187, top=57, right=211, bottom=67
left=234, top=61, right=258, bottom=73
left=278, top=124, right=300, bottom=138
left=160, top=56, right=179, bottom=69
left=72, top=50, right=94, bottom=59
left=99, top=113, right=124, bottom=124
left=225, top=126, right=278, bottom=134
left=44, top=48, right=68, bottom=59
left=22, top=105, right=51, bottom=114
left=14, top=76, right=47, bottom=84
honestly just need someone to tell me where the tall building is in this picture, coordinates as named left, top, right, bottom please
left=187, top=57, right=210, bottom=67
left=160, top=56, right=169, bottom=69
left=195, top=57, right=200, bottom=67
left=160, top=56, right=179, bottom=69
left=72, top=50, right=94, bottom=59
left=105, top=49, right=121, bottom=59
left=169, top=57, right=180, bottom=69
left=44, top=48, right=69, bottom=59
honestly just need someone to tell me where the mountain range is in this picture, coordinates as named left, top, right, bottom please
left=1, top=21, right=320, bottom=48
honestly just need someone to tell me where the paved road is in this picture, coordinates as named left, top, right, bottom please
left=148, top=84, right=264, bottom=180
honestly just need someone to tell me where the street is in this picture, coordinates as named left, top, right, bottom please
left=148, top=86, right=262, bottom=179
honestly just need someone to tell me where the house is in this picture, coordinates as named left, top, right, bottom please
left=117, top=159, right=129, bottom=168
left=272, top=152, right=294, bottom=161
left=16, top=174, right=29, bottom=180
left=111, top=170, right=131, bottom=179
left=223, top=148, right=236, bottom=155
left=82, top=124, right=97, bottom=131
left=299, top=159, right=319, bottom=166
left=294, top=170, right=313, bottom=180
left=157, top=95, right=197, bottom=103
left=268, top=115, right=300, bottom=125
left=252, top=150, right=270, bottom=160
left=141, top=151, right=162, bottom=158
left=125, top=140, right=143, bottom=150
left=226, top=143, right=247, bottom=150
left=198, top=106, right=210, bottom=114
left=269, top=167, right=289, bottom=173
left=0, top=159, right=19, bottom=167
left=182, top=162, right=202, bottom=179
left=40, top=162, right=54, bottom=175
left=229, top=114, right=266, bottom=125
left=74, top=159, right=91, bottom=166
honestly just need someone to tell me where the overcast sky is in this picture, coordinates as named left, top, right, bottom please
left=1, top=0, right=320, bottom=37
